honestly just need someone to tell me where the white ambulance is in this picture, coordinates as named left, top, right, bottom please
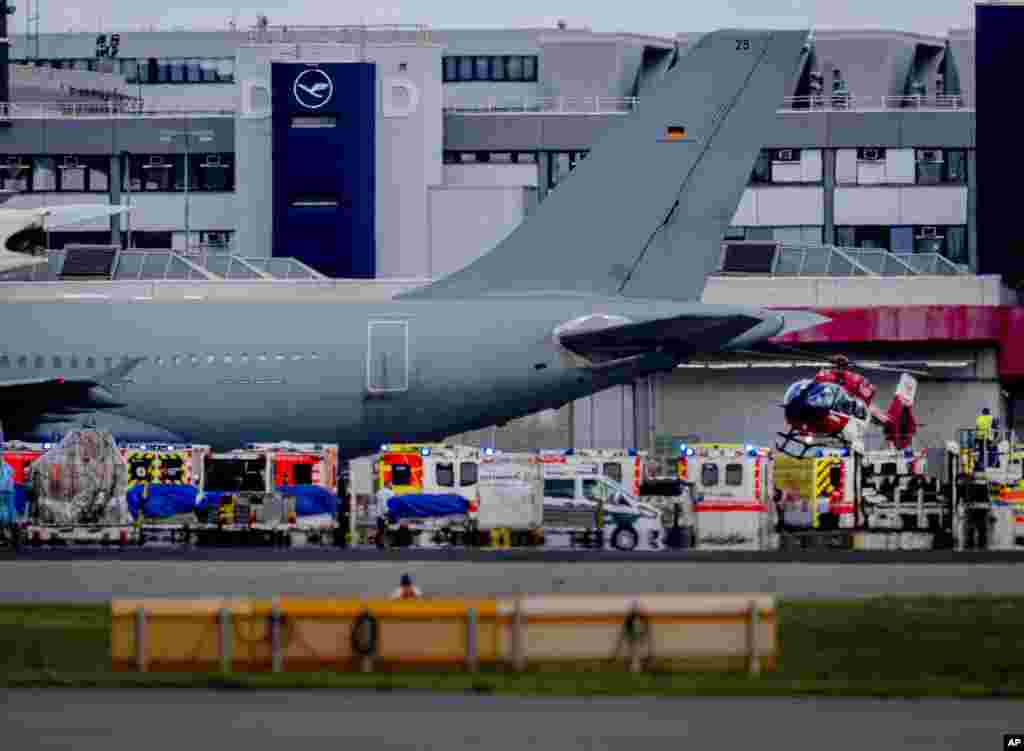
left=681, top=442, right=776, bottom=550
left=349, top=443, right=482, bottom=546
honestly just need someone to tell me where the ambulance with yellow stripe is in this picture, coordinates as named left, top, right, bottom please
left=774, top=446, right=860, bottom=530
left=678, top=442, right=776, bottom=549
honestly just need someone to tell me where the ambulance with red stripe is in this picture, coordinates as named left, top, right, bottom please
left=679, top=442, right=776, bottom=549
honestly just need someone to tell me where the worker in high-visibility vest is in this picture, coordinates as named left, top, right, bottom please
left=976, top=408, right=994, bottom=470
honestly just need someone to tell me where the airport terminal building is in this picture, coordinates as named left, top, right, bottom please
left=1, top=12, right=1022, bottom=453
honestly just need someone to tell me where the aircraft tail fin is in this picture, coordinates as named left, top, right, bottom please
left=401, top=28, right=809, bottom=301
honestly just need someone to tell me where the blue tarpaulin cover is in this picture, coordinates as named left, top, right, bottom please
left=276, top=485, right=339, bottom=517
left=192, top=485, right=340, bottom=517
left=127, top=484, right=199, bottom=519
left=13, top=485, right=31, bottom=516
left=385, top=493, right=469, bottom=521
left=0, top=464, right=13, bottom=523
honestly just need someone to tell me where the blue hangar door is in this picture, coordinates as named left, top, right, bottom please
left=271, top=62, right=376, bottom=278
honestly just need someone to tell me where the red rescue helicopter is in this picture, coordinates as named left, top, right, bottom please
left=775, top=354, right=923, bottom=459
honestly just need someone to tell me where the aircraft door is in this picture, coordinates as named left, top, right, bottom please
left=367, top=320, right=409, bottom=393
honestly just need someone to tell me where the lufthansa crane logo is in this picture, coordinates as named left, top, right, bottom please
left=293, top=68, right=333, bottom=109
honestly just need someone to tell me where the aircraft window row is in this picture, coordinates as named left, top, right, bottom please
left=11, top=58, right=236, bottom=84
left=0, top=353, right=323, bottom=369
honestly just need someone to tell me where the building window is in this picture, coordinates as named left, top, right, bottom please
left=190, top=153, right=233, bottom=191
left=442, top=54, right=539, bottom=83
left=0, top=156, right=32, bottom=191
left=835, top=225, right=890, bottom=249
left=442, top=56, right=458, bottom=82
left=915, top=148, right=967, bottom=185
left=749, top=150, right=772, bottom=184
left=836, top=225, right=968, bottom=264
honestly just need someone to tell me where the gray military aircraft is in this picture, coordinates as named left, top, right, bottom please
left=1, top=29, right=827, bottom=458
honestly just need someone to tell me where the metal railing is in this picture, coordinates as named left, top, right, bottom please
left=444, top=96, right=639, bottom=115
left=245, top=24, right=432, bottom=45
left=766, top=243, right=966, bottom=277
left=0, top=101, right=235, bottom=119
left=0, top=249, right=327, bottom=282
left=446, top=94, right=971, bottom=116
left=779, top=94, right=970, bottom=112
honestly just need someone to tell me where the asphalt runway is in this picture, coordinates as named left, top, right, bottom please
left=3, top=555, right=1024, bottom=601
left=4, top=691, right=1021, bottom=750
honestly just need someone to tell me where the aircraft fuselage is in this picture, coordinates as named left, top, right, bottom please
left=2, top=295, right=768, bottom=457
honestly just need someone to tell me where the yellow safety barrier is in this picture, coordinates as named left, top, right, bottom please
left=111, top=594, right=775, bottom=675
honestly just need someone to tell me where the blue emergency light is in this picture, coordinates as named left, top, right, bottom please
left=381, top=444, right=390, bottom=452
left=43, top=443, right=51, bottom=449
left=484, top=447, right=495, bottom=456
left=745, top=444, right=756, bottom=456
left=685, top=448, right=695, bottom=457
left=679, top=443, right=688, bottom=453
left=421, top=447, right=431, bottom=457
left=628, top=448, right=637, bottom=457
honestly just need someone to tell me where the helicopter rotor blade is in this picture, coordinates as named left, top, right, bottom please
left=733, top=346, right=931, bottom=377
left=852, top=364, right=930, bottom=377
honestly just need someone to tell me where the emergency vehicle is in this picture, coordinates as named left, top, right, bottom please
left=538, top=448, right=647, bottom=496
left=0, top=441, right=46, bottom=484
left=680, top=443, right=776, bottom=550
left=191, top=447, right=336, bottom=546
left=773, top=446, right=859, bottom=531
left=122, top=444, right=210, bottom=490
left=247, top=442, right=339, bottom=493
left=349, top=443, right=483, bottom=546
left=537, top=450, right=661, bottom=551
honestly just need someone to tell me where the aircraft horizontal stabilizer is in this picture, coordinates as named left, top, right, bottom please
left=0, top=378, right=125, bottom=410
left=557, top=313, right=766, bottom=363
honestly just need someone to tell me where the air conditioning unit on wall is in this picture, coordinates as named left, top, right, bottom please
left=918, top=149, right=943, bottom=163
left=858, top=147, right=884, bottom=162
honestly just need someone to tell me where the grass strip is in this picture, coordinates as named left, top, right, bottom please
left=3, top=596, right=1024, bottom=697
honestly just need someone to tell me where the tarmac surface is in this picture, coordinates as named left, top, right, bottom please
left=2, top=551, right=1024, bottom=601
left=4, top=691, right=1021, bottom=750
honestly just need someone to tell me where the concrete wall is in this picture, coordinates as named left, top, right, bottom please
left=138, top=83, right=236, bottom=110
left=833, top=186, right=967, bottom=225
left=427, top=186, right=528, bottom=278
left=731, top=187, right=824, bottom=227
left=441, top=164, right=537, bottom=187
left=117, top=192, right=235, bottom=232
left=233, top=44, right=279, bottom=259
left=373, top=44, right=443, bottom=278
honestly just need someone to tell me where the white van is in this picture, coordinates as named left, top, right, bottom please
left=540, top=458, right=661, bottom=550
